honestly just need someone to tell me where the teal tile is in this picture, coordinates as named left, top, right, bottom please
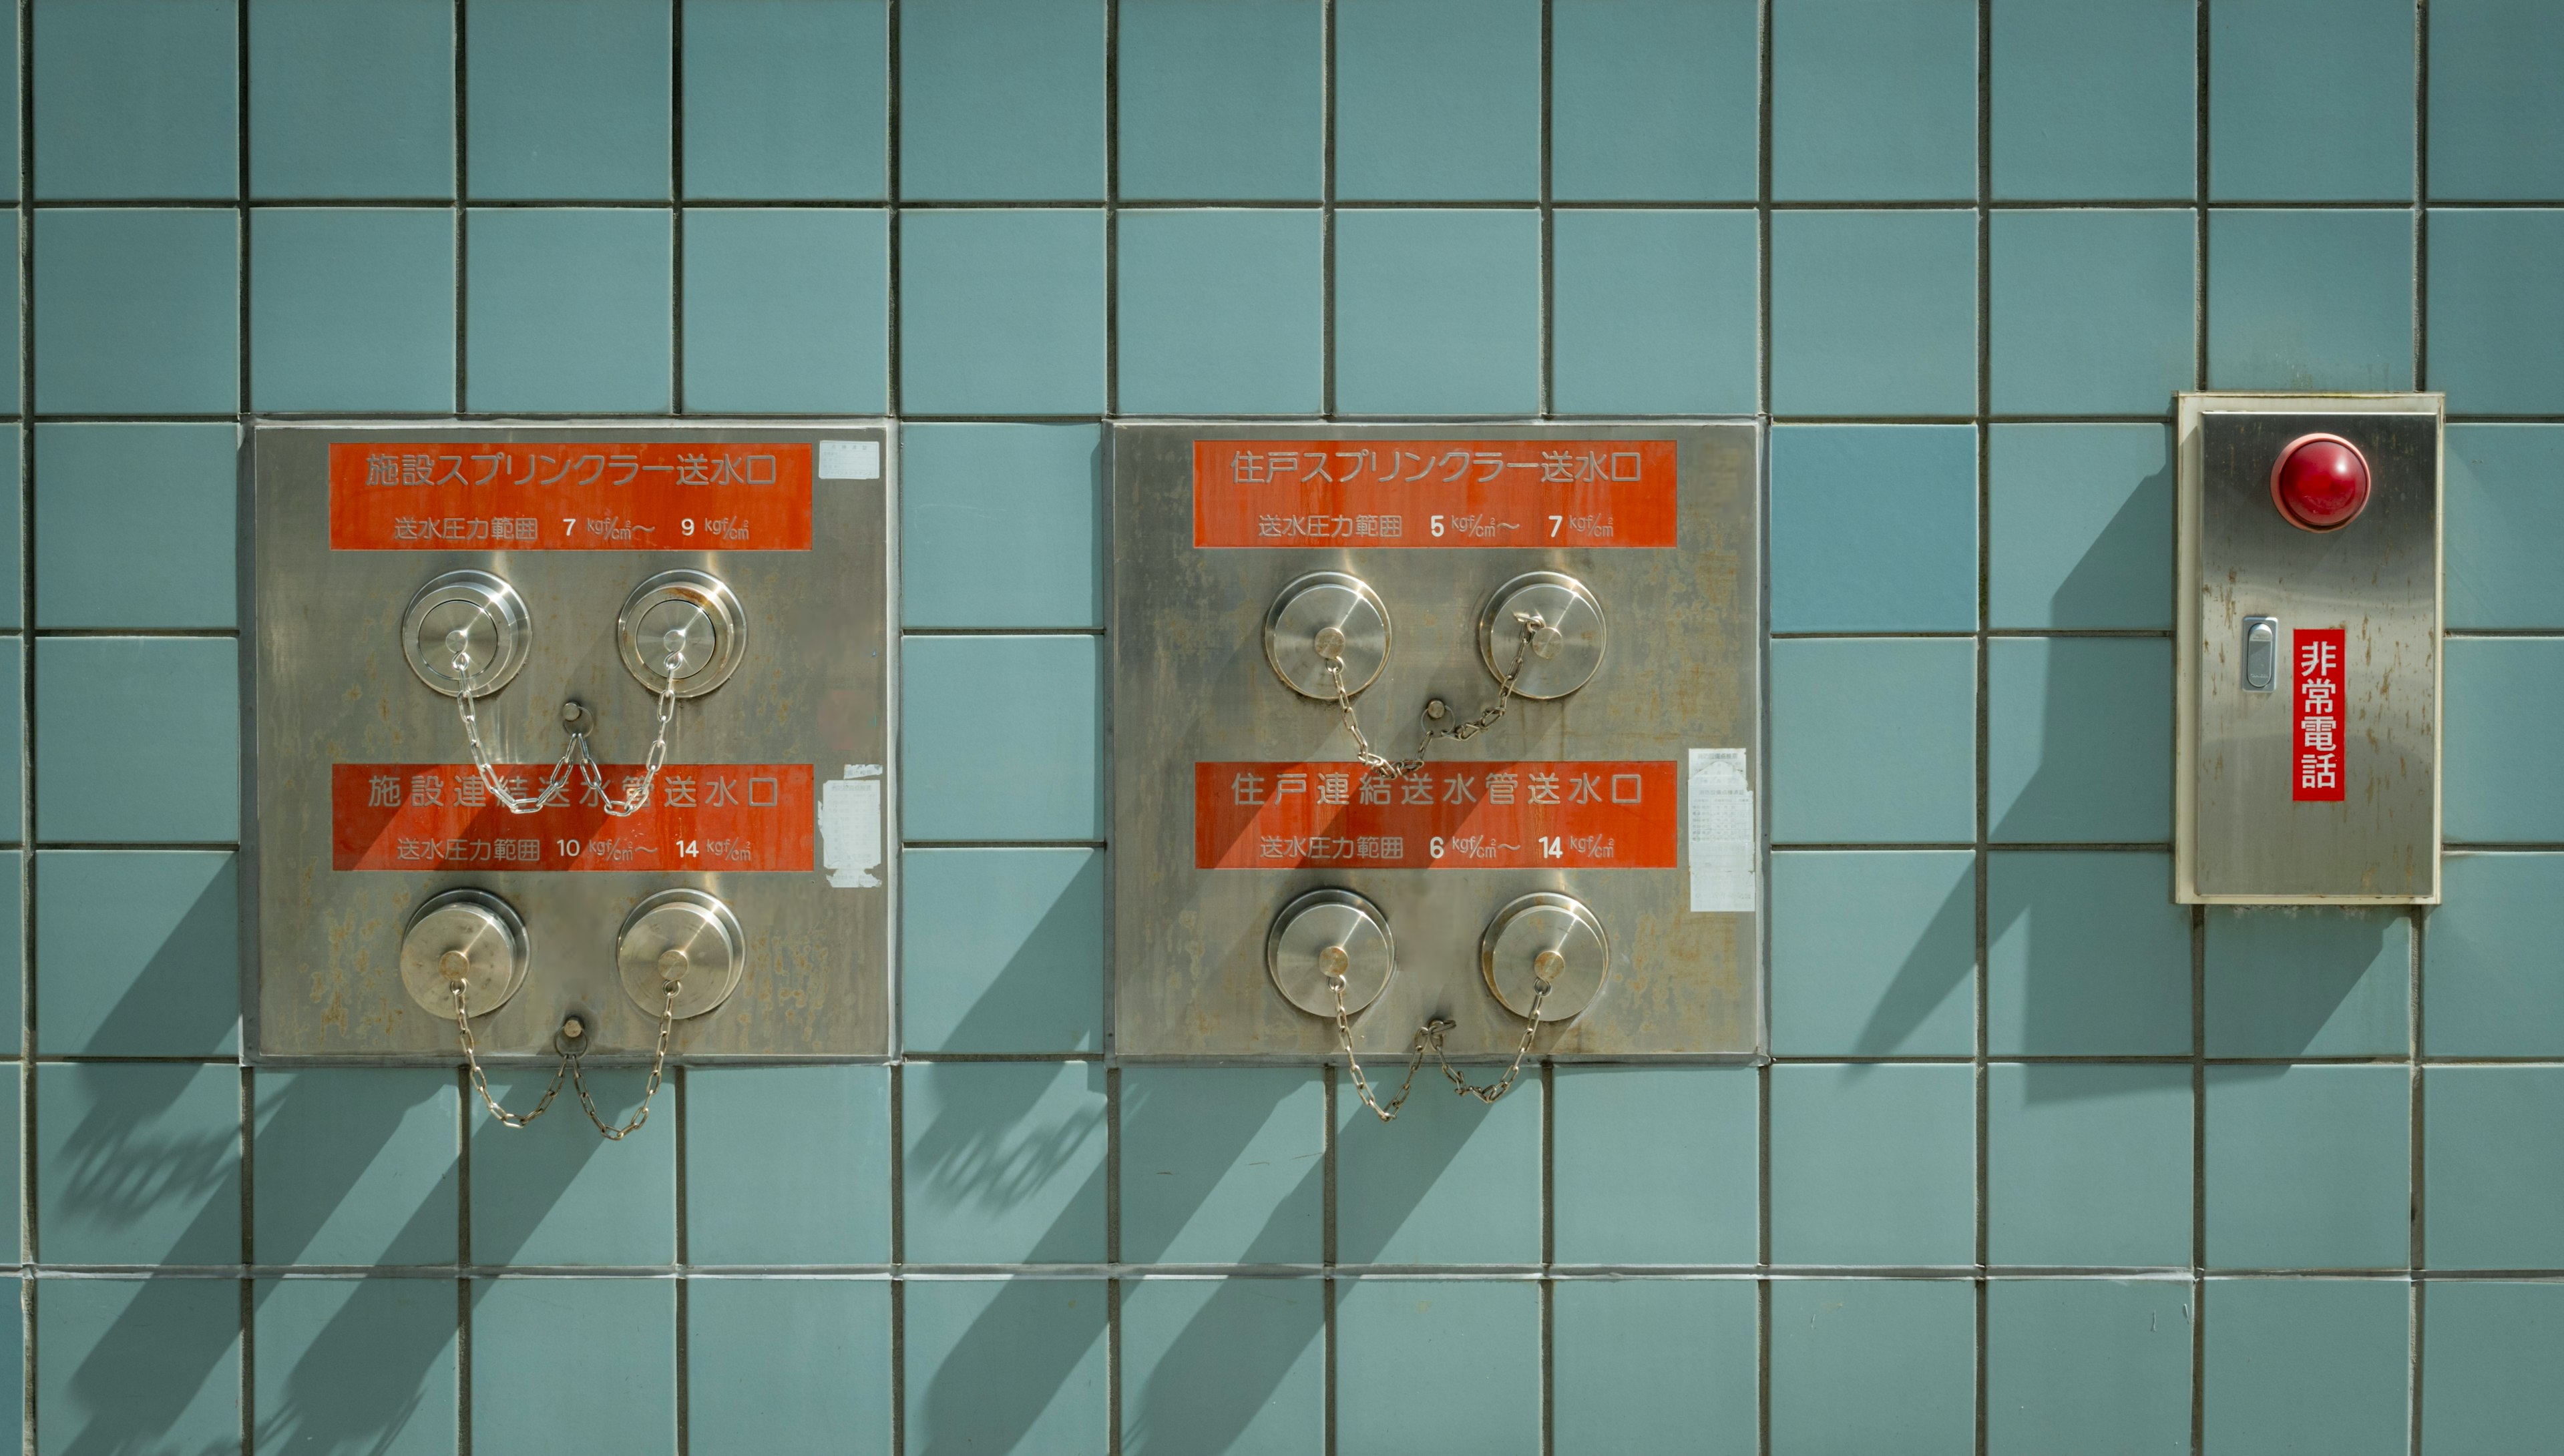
left=681, top=208, right=887, bottom=413
left=1771, top=425, right=1978, bottom=632
left=1120, top=1278, right=1321, bottom=1456
left=1335, top=0, right=1538, bottom=200
left=2448, top=426, right=2564, bottom=628
left=682, top=0, right=887, bottom=200
left=1771, top=851, right=1976, bottom=1057
left=2203, top=1280, right=2406, bottom=1456
left=2211, top=0, right=2414, bottom=201
left=1770, top=638, right=1977, bottom=844
left=903, top=1062, right=1105, bottom=1264
left=1117, top=0, right=1321, bottom=200
left=33, top=0, right=236, bottom=199
left=36, top=1062, right=240, bottom=1264
left=1552, top=0, right=1757, bottom=202
left=471, top=1279, right=672, bottom=1456
left=35, top=424, right=238, bottom=628
left=1770, top=1064, right=1975, bottom=1266
left=901, top=636, right=1100, bottom=841
left=36, top=851, right=236, bottom=1055
left=0, top=433, right=21, bottom=626
left=2428, top=210, right=2564, bottom=415
left=0, top=24, right=18, bottom=201
left=1991, top=210, right=2195, bottom=413
left=464, top=208, right=671, bottom=413
left=1333, top=210, right=1540, bottom=415
left=1117, top=209, right=1323, bottom=415
left=903, top=848, right=1101, bottom=1052
left=468, top=1069, right=674, bottom=1266
left=686, top=1066, right=889, bottom=1265
left=0, top=233, right=19, bottom=405
left=900, top=0, right=1104, bottom=200
left=1771, top=0, right=1976, bottom=200
left=2445, top=639, right=2564, bottom=842
left=1553, top=209, right=1757, bottom=413
left=250, top=209, right=455, bottom=411
left=1989, top=637, right=2173, bottom=844
left=37, top=1278, right=240, bottom=1456
left=465, top=0, right=669, bottom=200
left=35, top=638, right=236, bottom=842
left=1989, top=852, right=2190, bottom=1055
left=1992, top=0, right=2193, bottom=199
left=901, top=425, right=1102, bottom=629
left=0, top=646, right=23, bottom=832
left=1769, top=210, right=1978, bottom=415
left=2426, top=853, right=2564, bottom=1055
left=253, top=1069, right=457, bottom=1266
left=1987, top=1280, right=2193, bottom=1455
left=254, top=1278, right=457, bottom=1456
left=1988, top=424, right=2174, bottom=630
left=2205, top=1065, right=2409, bottom=1269
left=248, top=0, right=453, bottom=198
left=1338, top=1280, right=1537, bottom=1456
left=897, top=209, right=1106, bottom=414
left=1988, top=1065, right=2193, bottom=1267
left=2205, top=907, right=2408, bottom=1057
left=2207, top=210, right=2414, bottom=391
left=0, top=1079, right=19, bottom=1245
left=1553, top=1281, right=1754, bottom=1453
left=1552, top=1067, right=1757, bottom=1264
left=35, top=209, right=238, bottom=413
left=1769, top=1280, right=1975, bottom=1456
left=0, top=855, right=21, bottom=1017
left=1120, top=1067, right=1322, bottom=1264
left=690, top=1279, right=889, bottom=1453
left=903, top=1279, right=1106, bottom=1455
left=2424, top=1067, right=2564, bottom=1269
left=1337, top=1074, right=1539, bottom=1264
left=2428, top=0, right=2564, bottom=199
left=2422, top=1282, right=2564, bottom=1456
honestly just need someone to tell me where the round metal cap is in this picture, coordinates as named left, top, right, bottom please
left=402, top=571, right=533, bottom=698
left=1265, top=572, right=1390, bottom=699
left=399, top=889, right=531, bottom=1019
left=1478, top=572, right=1605, bottom=700
left=1480, top=892, right=1608, bottom=1022
left=616, top=888, right=747, bottom=1018
left=618, top=571, right=748, bottom=697
left=1267, top=888, right=1395, bottom=1017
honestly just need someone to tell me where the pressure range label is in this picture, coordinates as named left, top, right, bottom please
left=329, top=442, right=816, bottom=550
left=331, top=762, right=816, bottom=871
left=1195, top=760, right=1678, bottom=869
left=1193, top=439, right=1678, bottom=548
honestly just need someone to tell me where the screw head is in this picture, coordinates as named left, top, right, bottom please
left=1316, top=944, right=1351, bottom=981
left=1532, top=949, right=1566, bottom=985
left=1312, top=625, right=1346, bottom=662
left=438, top=949, right=471, bottom=983
left=1424, top=698, right=1450, bottom=721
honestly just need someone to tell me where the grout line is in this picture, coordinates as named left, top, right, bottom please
left=1972, top=3, right=1993, bottom=1451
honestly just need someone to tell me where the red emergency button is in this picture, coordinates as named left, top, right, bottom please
left=2270, top=433, right=2370, bottom=531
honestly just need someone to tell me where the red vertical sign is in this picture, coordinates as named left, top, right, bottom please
left=2292, top=628, right=2346, bottom=802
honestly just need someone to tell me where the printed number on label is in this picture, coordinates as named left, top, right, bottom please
left=1540, top=835, right=1563, bottom=859
left=1430, top=515, right=1446, bottom=537
left=1430, top=836, right=1446, bottom=860
left=556, top=840, right=580, bottom=857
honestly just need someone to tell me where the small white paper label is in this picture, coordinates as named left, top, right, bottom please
left=818, top=439, right=881, bottom=481
left=819, top=764, right=884, bottom=888
left=1688, top=748, right=1755, bottom=913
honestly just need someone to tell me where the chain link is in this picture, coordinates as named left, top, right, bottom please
left=1331, top=973, right=1447, bottom=1122
left=447, top=610, right=686, bottom=818
left=453, top=642, right=580, bottom=814
left=573, top=654, right=682, bottom=818
left=569, top=981, right=679, bottom=1140
left=1323, top=616, right=1541, bottom=780
left=1423, top=979, right=1550, bottom=1104
left=451, top=979, right=569, bottom=1128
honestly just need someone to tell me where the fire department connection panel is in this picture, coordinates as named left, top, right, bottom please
left=246, top=425, right=893, bottom=1061
left=1112, top=424, right=1760, bottom=1062
left=2176, top=393, right=2442, bottom=904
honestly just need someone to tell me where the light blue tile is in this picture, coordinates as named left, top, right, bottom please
left=1553, top=1281, right=1754, bottom=1453
left=1120, top=1277, right=1322, bottom=1456
left=2445, top=638, right=2564, bottom=842
left=2448, top=426, right=2564, bottom=628
left=1769, top=1280, right=1975, bottom=1456
left=1335, top=0, right=1538, bottom=200
left=1554, top=210, right=1757, bottom=414
left=248, top=0, right=454, bottom=198
left=1988, top=637, right=2173, bottom=843
left=0, top=435, right=18, bottom=624
left=252, top=1069, right=456, bottom=1266
left=35, top=424, right=238, bottom=628
left=2426, top=853, right=2564, bottom=1055
left=1991, top=210, right=2195, bottom=414
left=1553, top=0, right=1757, bottom=202
left=1988, top=424, right=2174, bottom=630
left=2427, top=210, right=2564, bottom=415
left=1338, top=1280, right=1537, bottom=1456
left=690, top=1280, right=889, bottom=1453
left=901, top=425, right=1102, bottom=629
left=34, top=209, right=238, bottom=414
left=465, top=0, right=669, bottom=200
left=37, top=1278, right=240, bottom=1456
left=1770, top=1064, right=1975, bottom=1266
left=1771, top=851, right=1976, bottom=1057
left=681, top=208, right=887, bottom=413
left=1988, top=851, right=2189, bottom=1055
left=901, top=636, right=1100, bottom=841
left=682, top=0, right=887, bottom=200
left=1117, top=209, right=1323, bottom=415
left=1992, top=0, right=2193, bottom=199
left=903, top=1278, right=1106, bottom=1456
left=2205, top=906, right=2408, bottom=1057
left=33, top=0, right=236, bottom=199
left=1333, top=210, right=1540, bottom=415
left=2207, top=210, right=2413, bottom=391
left=35, top=638, right=236, bottom=842
left=2211, top=0, right=2414, bottom=201
left=35, top=851, right=236, bottom=1055
left=0, top=228, right=19, bottom=405
left=1987, top=1280, right=2193, bottom=1455
left=1122, top=1067, right=1321, bottom=1264
left=2424, top=1067, right=2564, bottom=1269
left=468, top=1068, right=674, bottom=1266
left=471, top=1279, right=672, bottom=1456
left=249, top=209, right=455, bottom=411
left=1553, top=1067, right=1757, bottom=1264
left=0, top=24, right=18, bottom=201
left=897, top=209, right=1106, bottom=415
left=464, top=208, right=671, bottom=413
left=0, top=645, right=24, bottom=833
left=254, top=1278, right=457, bottom=1456
left=36, top=1062, right=240, bottom=1264
left=1117, top=0, right=1321, bottom=200
left=1336, top=1073, right=1539, bottom=1265
left=1769, top=210, right=1978, bottom=416
left=2422, top=1282, right=2564, bottom=1456
left=903, top=848, right=1101, bottom=1053
left=900, top=0, right=1104, bottom=200
left=2203, top=1280, right=2406, bottom=1456
left=903, top=1061, right=1105, bottom=1264
left=1770, top=425, right=1978, bottom=632
left=0, top=855, right=21, bottom=1017
left=2205, top=1065, right=2409, bottom=1269
left=1772, top=0, right=1976, bottom=200
left=2428, top=0, right=2564, bottom=199
left=1988, top=1064, right=2192, bottom=1267
left=1771, top=638, right=1977, bottom=844
left=686, top=1066, right=890, bottom=1265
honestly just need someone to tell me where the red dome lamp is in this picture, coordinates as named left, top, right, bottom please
left=2270, top=433, right=2371, bottom=532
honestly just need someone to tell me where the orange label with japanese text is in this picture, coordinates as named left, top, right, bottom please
left=332, top=763, right=814, bottom=871
left=1193, top=440, right=1678, bottom=548
left=328, top=443, right=813, bottom=550
left=1195, top=760, right=1677, bottom=869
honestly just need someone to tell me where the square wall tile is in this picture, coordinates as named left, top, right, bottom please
left=1770, top=425, right=1977, bottom=632
left=0, top=234, right=20, bottom=405
left=686, top=1065, right=889, bottom=1265
left=898, top=209, right=1106, bottom=414
left=2205, top=1065, right=2409, bottom=1269
left=903, top=1061, right=1106, bottom=1264
left=36, top=1062, right=240, bottom=1264
left=465, top=208, right=671, bottom=413
left=1554, top=1282, right=1755, bottom=1454
left=1553, top=209, right=1757, bottom=415
left=1988, top=852, right=2190, bottom=1055
left=1553, top=0, right=1757, bottom=202
left=35, top=424, right=238, bottom=628
left=36, top=851, right=237, bottom=1055
left=903, top=1279, right=1106, bottom=1455
left=471, top=1280, right=672, bottom=1456
left=1120, top=1067, right=1322, bottom=1264
left=249, top=0, right=454, bottom=198
left=35, top=209, right=238, bottom=414
left=682, top=0, right=887, bottom=200
left=1989, top=424, right=2174, bottom=630
left=1336, top=1075, right=1538, bottom=1265
left=1988, top=637, right=2173, bottom=843
left=1338, top=1280, right=1537, bottom=1455
left=2445, top=638, right=2564, bottom=842
left=1771, top=851, right=1976, bottom=1057
left=2424, top=1067, right=2564, bottom=1269
left=2207, top=210, right=2413, bottom=391
left=253, top=1069, right=457, bottom=1266
left=1770, top=210, right=1978, bottom=416
left=250, top=209, right=454, bottom=412
left=37, top=1278, right=240, bottom=1456
left=1771, top=638, right=1977, bottom=844
left=2205, top=906, right=2408, bottom=1057
left=690, top=1279, right=890, bottom=1453
left=901, top=0, right=1104, bottom=200
left=468, top=1067, right=674, bottom=1266
left=1988, top=1065, right=2192, bottom=1267
left=465, top=0, right=669, bottom=200
left=1120, top=1277, right=1322, bottom=1456
left=1988, top=1280, right=2193, bottom=1455
left=255, top=1278, right=456, bottom=1456
left=2426, top=853, right=2564, bottom=1055
left=0, top=855, right=21, bottom=1013
left=0, top=433, right=21, bottom=626
left=2211, top=0, right=2414, bottom=201
left=1333, top=210, right=1540, bottom=415
left=1335, top=0, right=1538, bottom=200
left=2203, top=1280, right=2406, bottom=1456
left=2448, top=426, right=2564, bottom=628
left=34, top=0, right=236, bottom=199
left=2428, top=210, right=2564, bottom=415
left=1992, top=0, right=2194, bottom=199
left=1991, top=210, right=2195, bottom=414
left=1117, top=0, right=1321, bottom=200
left=1770, top=1281, right=1975, bottom=1455
left=1117, top=209, right=1323, bottom=415
left=1553, top=1067, right=1757, bottom=1264
left=903, top=847, right=1102, bottom=1052
left=682, top=208, right=887, bottom=413
left=2422, top=1282, right=2564, bottom=1456
left=1771, top=0, right=1977, bottom=200
left=901, top=424, right=1101, bottom=629
left=901, top=636, right=1100, bottom=841
left=2429, top=0, right=2564, bottom=199
left=0, top=646, right=23, bottom=830
left=1770, top=1064, right=1975, bottom=1266
left=36, top=638, right=236, bottom=842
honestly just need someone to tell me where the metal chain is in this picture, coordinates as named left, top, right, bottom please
left=452, top=641, right=580, bottom=814
left=1331, top=973, right=1447, bottom=1122
left=573, top=653, right=682, bottom=818
left=568, top=981, right=680, bottom=1141
left=1323, top=616, right=1541, bottom=780
left=451, top=979, right=568, bottom=1128
left=1424, top=979, right=1550, bottom=1104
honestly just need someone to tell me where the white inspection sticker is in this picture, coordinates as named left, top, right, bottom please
left=1688, top=748, right=1755, bottom=913
left=819, top=764, right=885, bottom=888
left=818, top=439, right=882, bottom=481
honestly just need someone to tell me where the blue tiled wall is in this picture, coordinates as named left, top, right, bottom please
left=13, top=0, right=2564, bottom=1451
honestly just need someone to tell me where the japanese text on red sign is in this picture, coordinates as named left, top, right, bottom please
left=1192, top=440, right=1677, bottom=549
left=1195, top=760, right=1677, bottom=869
left=2292, top=628, right=2347, bottom=802
left=328, top=443, right=813, bottom=551
left=332, top=762, right=815, bottom=871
